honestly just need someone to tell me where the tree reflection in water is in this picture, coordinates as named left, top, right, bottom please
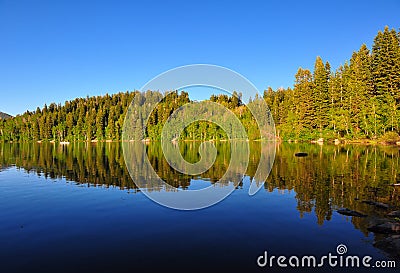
left=0, top=142, right=399, bottom=257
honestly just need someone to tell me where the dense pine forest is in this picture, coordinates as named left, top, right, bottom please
left=0, top=26, right=399, bottom=143
left=265, top=26, right=400, bottom=141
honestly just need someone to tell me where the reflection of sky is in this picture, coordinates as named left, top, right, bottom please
left=0, top=168, right=387, bottom=273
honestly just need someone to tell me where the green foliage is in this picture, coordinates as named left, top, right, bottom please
left=0, top=92, right=136, bottom=142
left=0, top=27, right=398, bottom=143
left=264, top=26, right=400, bottom=141
left=379, top=131, right=400, bottom=144
left=313, top=56, right=330, bottom=133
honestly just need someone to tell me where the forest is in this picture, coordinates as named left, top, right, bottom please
left=0, top=26, right=399, bottom=143
left=265, top=26, right=400, bottom=141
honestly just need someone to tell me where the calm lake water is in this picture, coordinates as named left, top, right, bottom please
left=0, top=142, right=399, bottom=272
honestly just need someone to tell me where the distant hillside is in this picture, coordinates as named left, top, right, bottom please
left=0, top=112, right=12, bottom=120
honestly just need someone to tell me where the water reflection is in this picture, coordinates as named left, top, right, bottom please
left=0, top=142, right=399, bottom=256
left=266, top=144, right=400, bottom=224
left=1, top=142, right=399, bottom=202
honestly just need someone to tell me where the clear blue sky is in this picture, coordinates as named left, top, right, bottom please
left=0, top=0, right=399, bottom=116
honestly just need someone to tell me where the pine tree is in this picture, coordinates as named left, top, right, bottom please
left=96, top=109, right=105, bottom=140
left=372, top=26, right=400, bottom=99
left=293, top=68, right=314, bottom=137
left=371, top=26, right=400, bottom=134
left=313, top=56, right=329, bottom=134
left=45, top=114, right=53, bottom=140
left=347, top=44, right=373, bottom=137
left=32, top=118, right=40, bottom=140
left=66, top=112, right=74, bottom=140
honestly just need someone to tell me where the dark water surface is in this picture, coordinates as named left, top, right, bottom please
left=0, top=142, right=399, bottom=273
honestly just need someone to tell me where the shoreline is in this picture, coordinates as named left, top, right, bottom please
left=2, top=139, right=400, bottom=146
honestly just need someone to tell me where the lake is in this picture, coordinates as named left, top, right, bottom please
left=0, top=142, right=399, bottom=272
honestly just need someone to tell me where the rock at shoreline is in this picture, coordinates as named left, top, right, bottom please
left=295, top=152, right=308, bottom=157
left=387, top=211, right=400, bottom=218
left=362, top=200, right=389, bottom=209
left=311, top=138, right=324, bottom=145
left=374, top=235, right=400, bottom=259
left=368, top=222, right=400, bottom=234
left=337, top=208, right=367, bottom=217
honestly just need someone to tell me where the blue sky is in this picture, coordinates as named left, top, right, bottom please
left=0, top=0, right=399, bottom=116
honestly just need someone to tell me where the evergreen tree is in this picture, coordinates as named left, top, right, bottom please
left=0, top=27, right=399, bottom=143
left=313, top=56, right=330, bottom=134
left=348, top=44, right=373, bottom=137
left=96, top=109, right=105, bottom=140
left=371, top=26, right=400, bottom=135
left=294, top=68, right=314, bottom=137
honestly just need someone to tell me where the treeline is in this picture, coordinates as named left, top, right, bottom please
left=0, top=26, right=399, bottom=142
left=134, top=90, right=257, bottom=141
left=264, top=26, right=400, bottom=140
left=0, top=92, right=136, bottom=142
left=0, top=89, right=253, bottom=142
